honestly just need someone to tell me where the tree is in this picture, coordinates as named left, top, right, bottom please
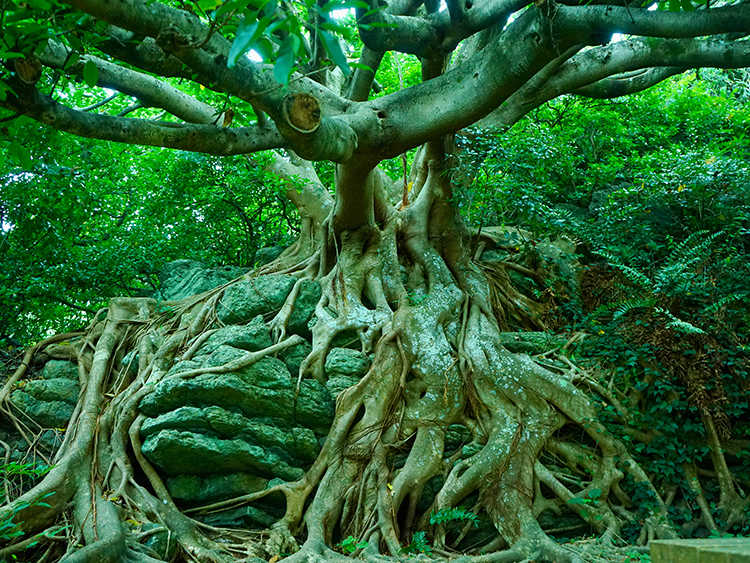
left=2, top=0, right=750, bottom=562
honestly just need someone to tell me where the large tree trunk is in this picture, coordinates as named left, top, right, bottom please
left=0, top=143, right=695, bottom=563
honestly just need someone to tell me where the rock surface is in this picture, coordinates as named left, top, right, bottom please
left=287, top=279, right=321, bottom=338
left=138, top=336, right=335, bottom=504
left=155, top=259, right=247, bottom=302
left=324, top=347, right=371, bottom=378
left=216, top=274, right=296, bottom=325
left=194, top=316, right=272, bottom=357
left=10, top=360, right=80, bottom=429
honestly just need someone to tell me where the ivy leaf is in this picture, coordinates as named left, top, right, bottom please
left=82, top=59, right=98, bottom=87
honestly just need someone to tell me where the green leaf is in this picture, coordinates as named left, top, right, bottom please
left=350, top=62, right=373, bottom=71
left=63, top=51, right=80, bottom=70
left=0, top=51, right=25, bottom=60
left=589, top=488, right=603, bottom=500
left=263, top=0, right=276, bottom=17
left=9, top=141, right=32, bottom=170
left=319, top=29, right=350, bottom=75
left=227, top=16, right=261, bottom=68
left=82, top=59, right=98, bottom=87
left=197, top=0, right=222, bottom=10
left=0, top=80, right=17, bottom=102
left=567, top=497, right=587, bottom=505
left=321, top=0, right=367, bottom=11
left=26, top=0, right=52, bottom=8
left=273, top=38, right=296, bottom=86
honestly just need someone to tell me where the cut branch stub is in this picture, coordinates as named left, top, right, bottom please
left=283, top=93, right=322, bottom=133
left=275, top=92, right=358, bottom=163
left=15, top=55, right=42, bottom=84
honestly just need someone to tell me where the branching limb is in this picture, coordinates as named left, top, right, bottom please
left=486, top=37, right=750, bottom=127
left=42, top=42, right=226, bottom=125
left=2, top=81, right=285, bottom=155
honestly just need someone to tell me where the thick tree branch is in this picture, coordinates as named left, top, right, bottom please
left=573, top=67, right=687, bottom=98
left=484, top=37, right=750, bottom=127
left=347, top=47, right=386, bottom=101
left=346, top=0, right=424, bottom=101
left=99, top=28, right=196, bottom=82
left=42, top=42, right=224, bottom=125
left=358, top=6, right=560, bottom=156
left=358, top=3, right=750, bottom=156
left=2, top=81, right=285, bottom=155
left=554, top=3, right=750, bottom=40
left=62, top=0, right=357, bottom=160
left=355, top=0, right=529, bottom=57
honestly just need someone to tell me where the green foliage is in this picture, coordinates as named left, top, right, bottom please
left=1, top=128, right=299, bottom=344
left=429, top=507, right=479, bottom=528
left=218, top=0, right=363, bottom=84
left=459, top=71, right=749, bottom=542
left=624, top=551, right=651, bottom=563
left=0, top=462, right=53, bottom=543
left=338, top=535, right=368, bottom=554
left=401, top=531, right=432, bottom=556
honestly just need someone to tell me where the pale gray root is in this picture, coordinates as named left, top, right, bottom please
left=5, top=147, right=735, bottom=563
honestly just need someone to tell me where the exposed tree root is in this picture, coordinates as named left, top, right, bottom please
left=2, top=150, right=747, bottom=563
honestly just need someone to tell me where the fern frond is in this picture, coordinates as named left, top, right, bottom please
left=613, top=299, right=657, bottom=320
left=430, top=507, right=480, bottom=527
left=666, top=230, right=723, bottom=268
left=654, top=307, right=705, bottom=334
left=614, top=264, right=652, bottom=289
left=703, top=292, right=748, bottom=316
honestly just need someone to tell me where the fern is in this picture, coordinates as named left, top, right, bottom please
left=401, top=531, right=432, bottom=555
left=429, top=507, right=479, bottom=527
left=668, top=230, right=722, bottom=265
left=613, top=299, right=657, bottom=321
left=702, top=292, right=748, bottom=316
left=594, top=249, right=653, bottom=289
left=653, top=230, right=724, bottom=296
left=654, top=308, right=705, bottom=334
left=614, top=264, right=653, bottom=290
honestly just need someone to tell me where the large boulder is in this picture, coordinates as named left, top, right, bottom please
left=216, top=274, right=296, bottom=325
left=139, top=354, right=334, bottom=433
left=138, top=340, right=335, bottom=505
left=323, top=348, right=370, bottom=398
left=10, top=360, right=80, bottom=429
left=155, top=259, right=247, bottom=302
left=324, top=347, right=370, bottom=378
left=254, top=246, right=287, bottom=266
left=193, top=316, right=272, bottom=357
left=166, top=473, right=268, bottom=505
left=287, top=279, right=321, bottom=338
left=280, top=340, right=313, bottom=377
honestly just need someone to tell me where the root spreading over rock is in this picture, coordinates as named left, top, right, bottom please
left=2, top=150, right=748, bottom=563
